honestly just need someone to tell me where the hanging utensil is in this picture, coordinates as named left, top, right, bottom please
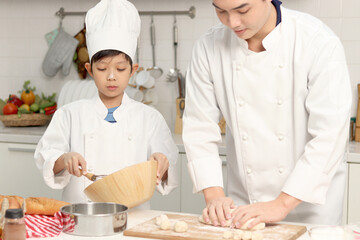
left=167, top=16, right=179, bottom=82
left=147, top=15, right=163, bottom=79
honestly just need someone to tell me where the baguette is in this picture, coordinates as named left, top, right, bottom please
left=0, top=195, right=69, bottom=216
left=25, top=197, right=69, bottom=215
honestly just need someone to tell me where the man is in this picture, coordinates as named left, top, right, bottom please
left=182, top=0, right=351, bottom=227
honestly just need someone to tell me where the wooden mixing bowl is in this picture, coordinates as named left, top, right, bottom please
left=84, top=160, right=158, bottom=208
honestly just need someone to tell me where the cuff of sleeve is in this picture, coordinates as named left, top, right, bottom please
left=187, top=157, right=223, bottom=194
left=156, top=164, right=178, bottom=195
left=42, top=151, right=71, bottom=189
left=282, top=159, right=331, bottom=205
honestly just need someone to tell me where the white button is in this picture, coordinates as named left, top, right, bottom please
left=128, top=136, right=132, bottom=141
left=88, top=167, right=93, bottom=172
left=252, top=199, right=257, bottom=203
left=236, top=64, right=242, bottom=71
left=277, top=99, right=283, bottom=105
left=279, top=63, right=284, bottom=68
left=242, top=135, right=248, bottom=141
left=278, top=134, right=284, bottom=141
left=238, top=100, right=245, bottom=107
left=246, top=168, right=252, bottom=174
left=279, top=168, right=284, bottom=174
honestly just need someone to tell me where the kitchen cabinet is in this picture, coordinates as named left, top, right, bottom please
left=0, top=142, right=62, bottom=199
left=345, top=141, right=360, bottom=224
left=347, top=163, right=360, bottom=224
left=150, top=152, right=227, bottom=214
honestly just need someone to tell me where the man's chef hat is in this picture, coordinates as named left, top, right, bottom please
left=85, top=0, right=140, bottom=62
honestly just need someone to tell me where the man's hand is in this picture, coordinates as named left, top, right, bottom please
left=231, top=192, right=301, bottom=229
left=54, top=152, right=87, bottom=177
left=148, top=152, right=169, bottom=184
left=202, top=187, right=236, bottom=227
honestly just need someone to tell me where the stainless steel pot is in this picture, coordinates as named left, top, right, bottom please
left=60, top=202, right=128, bottom=236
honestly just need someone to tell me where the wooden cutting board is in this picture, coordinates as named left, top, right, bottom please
left=124, top=214, right=307, bottom=240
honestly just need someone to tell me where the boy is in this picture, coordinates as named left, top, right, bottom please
left=35, top=0, right=178, bottom=209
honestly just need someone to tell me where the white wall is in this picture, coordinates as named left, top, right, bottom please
left=0, top=0, right=359, bottom=131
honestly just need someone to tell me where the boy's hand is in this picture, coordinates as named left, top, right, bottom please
left=148, top=153, right=169, bottom=184
left=61, top=152, right=87, bottom=177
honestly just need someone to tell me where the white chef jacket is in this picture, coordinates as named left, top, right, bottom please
left=35, top=93, right=178, bottom=209
left=183, top=7, right=351, bottom=225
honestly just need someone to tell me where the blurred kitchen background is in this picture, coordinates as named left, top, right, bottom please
left=0, top=0, right=359, bottom=132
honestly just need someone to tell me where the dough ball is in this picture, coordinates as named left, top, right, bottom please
left=174, top=221, right=188, bottom=233
left=242, top=231, right=252, bottom=240
left=160, top=219, right=171, bottom=230
left=252, top=232, right=264, bottom=240
left=222, top=231, right=233, bottom=239
left=240, top=218, right=265, bottom=230
left=155, top=214, right=169, bottom=226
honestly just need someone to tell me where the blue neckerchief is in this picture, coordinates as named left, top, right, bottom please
left=272, top=0, right=282, bottom=26
left=104, top=106, right=119, bottom=123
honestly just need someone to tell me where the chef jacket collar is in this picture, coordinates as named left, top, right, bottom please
left=94, top=92, right=131, bottom=121
left=232, top=6, right=284, bottom=52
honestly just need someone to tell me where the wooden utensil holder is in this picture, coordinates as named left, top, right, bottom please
left=174, top=98, right=226, bottom=135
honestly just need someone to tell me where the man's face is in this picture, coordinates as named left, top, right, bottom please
left=212, top=0, right=272, bottom=40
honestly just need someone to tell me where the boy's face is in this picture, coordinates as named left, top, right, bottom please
left=85, top=53, right=138, bottom=107
left=212, top=0, right=273, bottom=40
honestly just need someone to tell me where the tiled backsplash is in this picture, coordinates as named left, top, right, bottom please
left=0, top=0, right=359, bottom=131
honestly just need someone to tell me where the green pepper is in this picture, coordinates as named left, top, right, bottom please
left=40, top=101, right=56, bottom=109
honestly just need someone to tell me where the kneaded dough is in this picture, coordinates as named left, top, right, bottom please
left=240, top=218, right=266, bottom=230
left=198, top=209, right=265, bottom=230
left=252, top=232, right=264, bottom=240
left=160, top=219, right=171, bottom=230
left=155, top=214, right=169, bottom=226
left=233, top=229, right=243, bottom=239
left=222, top=231, right=233, bottom=239
left=174, top=221, right=188, bottom=233
left=233, top=234, right=241, bottom=240
left=242, top=231, right=252, bottom=240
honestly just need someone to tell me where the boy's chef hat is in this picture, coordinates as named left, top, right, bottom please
left=85, top=0, right=140, bottom=62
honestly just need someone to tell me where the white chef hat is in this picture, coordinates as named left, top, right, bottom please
left=85, top=0, right=140, bottom=62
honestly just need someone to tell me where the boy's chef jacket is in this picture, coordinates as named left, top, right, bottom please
left=183, top=7, right=351, bottom=225
left=35, top=93, right=178, bottom=209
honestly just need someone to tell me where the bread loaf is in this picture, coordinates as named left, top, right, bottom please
left=0, top=195, right=69, bottom=216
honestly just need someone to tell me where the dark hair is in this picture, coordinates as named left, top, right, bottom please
left=91, top=50, right=133, bottom=73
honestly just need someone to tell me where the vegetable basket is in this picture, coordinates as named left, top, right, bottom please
left=0, top=113, right=52, bottom=127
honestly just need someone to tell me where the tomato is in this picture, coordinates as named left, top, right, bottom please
left=7, top=94, right=23, bottom=107
left=3, top=102, right=18, bottom=115
left=21, top=90, right=35, bottom=105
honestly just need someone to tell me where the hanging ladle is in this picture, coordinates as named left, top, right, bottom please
left=167, top=15, right=179, bottom=82
left=147, top=15, right=163, bottom=79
